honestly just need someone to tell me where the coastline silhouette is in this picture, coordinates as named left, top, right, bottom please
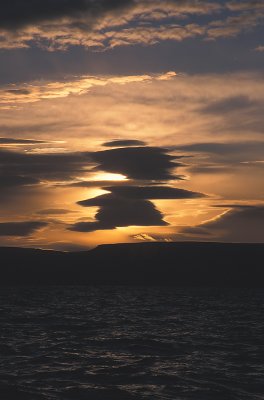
left=1, top=242, right=264, bottom=287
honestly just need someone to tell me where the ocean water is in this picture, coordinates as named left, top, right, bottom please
left=0, top=287, right=263, bottom=400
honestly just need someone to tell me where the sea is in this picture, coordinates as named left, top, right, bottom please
left=0, top=286, right=263, bottom=400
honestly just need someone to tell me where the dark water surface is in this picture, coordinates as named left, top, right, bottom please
left=0, top=287, right=263, bottom=400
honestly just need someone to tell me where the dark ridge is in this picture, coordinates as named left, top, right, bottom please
left=0, top=242, right=264, bottom=287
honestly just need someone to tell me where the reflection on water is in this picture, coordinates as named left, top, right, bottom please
left=0, top=286, right=263, bottom=399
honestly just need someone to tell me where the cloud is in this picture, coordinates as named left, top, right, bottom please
left=173, top=140, right=264, bottom=177
left=0, top=147, right=92, bottom=203
left=0, top=148, right=92, bottom=181
left=1, top=72, right=262, bottom=150
left=255, top=45, right=264, bottom=52
left=0, top=23, right=205, bottom=51
left=0, top=221, right=48, bottom=236
left=1, top=71, right=264, bottom=247
left=0, top=1, right=261, bottom=50
left=174, top=141, right=264, bottom=163
left=0, top=144, right=182, bottom=191
left=0, top=1, right=257, bottom=50
left=103, top=139, right=146, bottom=147
left=36, top=209, right=77, bottom=215
left=66, top=180, right=132, bottom=188
left=105, top=24, right=206, bottom=49
left=226, top=1, right=264, bottom=11
left=207, top=10, right=264, bottom=39
left=133, top=233, right=157, bottom=242
left=0, top=137, right=47, bottom=145
left=0, top=0, right=134, bottom=30
left=5, top=89, right=31, bottom=96
left=0, top=0, right=221, bottom=32
left=71, top=180, right=205, bottom=232
left=179, top=205, right=264, bottom=243
left=0, top=123, right=63, bottom=136
left=102, top=185, right=205, bottom=199
left=174, top=141, right=264, bottom=155
left=70, top=194, right=168, bottom=232
left=91, top=146, right=182, bottom=180
left=200, top=95, right=259, bottom=114
left=0, top=0, right=262, bottom=51
left=0, top=72, right=176, bottom=108
left=0, top=175, right=39, bottom=189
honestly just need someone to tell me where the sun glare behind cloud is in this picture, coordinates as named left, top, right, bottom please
left=90, top=173, right=128, bottom=182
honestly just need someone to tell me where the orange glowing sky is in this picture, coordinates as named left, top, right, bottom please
left=0, top=1, right=264, bottom=250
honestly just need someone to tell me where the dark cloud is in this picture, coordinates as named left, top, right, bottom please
left=227, top=1, right=264, bottom=11
left=91, top=146, right=182, bottom=180
left=0, top=148, right=92, bottom=181
left=71, top=182, right=204, bottom=232
left=201, top=95, right=259, bottom=114
left=36, top=209, right=77, bottom=215
left=103, top=140, right=146, bottom=147
left=173, top=141, right=264, bottom=167
left=0, top=145, right=182, bottom=190
left=0, top=221, right=48, bottom=236
left=104, top=185, right=205, bottom=200
left=67, top=179, right=187, bottom=189
left=0, top=175, right=39, bottom=189
left=70, top=194, right=168, bottom=232
left=180, top=205, right=264, bottom=243
left=5, top=89, right=31, bottom=95
left=68, top=143, right=205, bottom=233
left=174, top=141, right=264, bottom=155
left=0, top=144, right=194, bottom=235
left=0, top=0, right=134, bottom=30
left=67, top=180, right=134, bottom=188
left=0, top=148, right=92, bottom=200
left=214, top=204, right=258, bottom=209
left=0, top=138, right=47, bottom=145
left=0, top=0, right=261, bottom=54
left=0, top=145, right=184, bottom=202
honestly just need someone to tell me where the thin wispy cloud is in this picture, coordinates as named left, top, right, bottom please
left=0, top=71, right=177, bottom=108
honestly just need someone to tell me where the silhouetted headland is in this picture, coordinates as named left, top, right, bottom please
left=1, top=242, right=264, bottom=287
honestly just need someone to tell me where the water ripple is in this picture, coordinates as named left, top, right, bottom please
left=0, top=287, right=263, bottom=399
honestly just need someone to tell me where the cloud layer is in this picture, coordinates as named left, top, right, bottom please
left=0, top=72, right=176, bottom=108
left=0, top=148, right=91, bottom=187
left=0, top=1, right=263, bottom=50
left=102, top=186, right=204, bottom=200
left=0, top=221, right=47, bottom=236
left=103, top=139, right=146, bottom=147
left=70, top=196, right=168, bottom=232
left=91, top=146, right=182, bottom=180
left=0, top=0, right=134, bottom=29
left=0, top=142, right=199, bottom=235
left=180, top=205, right=264, bottom=243
left=71, top=181, right=205, bottom=232
left=1, top=70, right=264, bottom=247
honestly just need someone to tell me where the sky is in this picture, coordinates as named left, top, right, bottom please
left=0, top=0, right=264, bottom=250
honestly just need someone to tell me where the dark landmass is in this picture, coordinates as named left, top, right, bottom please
left=0, top=242, right=264, bottom=287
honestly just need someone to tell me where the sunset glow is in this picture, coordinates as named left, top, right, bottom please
left=89, top=173, right=128, bottom=182
left=0, top=0, right=263, bottom=250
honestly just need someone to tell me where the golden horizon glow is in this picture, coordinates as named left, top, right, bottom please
left=1, top=71, right=264, bottom=249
